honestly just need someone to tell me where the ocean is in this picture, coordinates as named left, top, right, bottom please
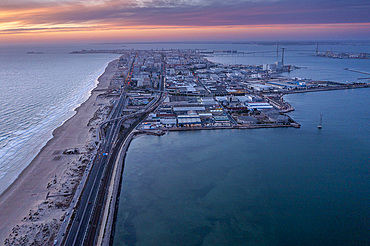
left=0, top=44, right=120, bottom=194
left=113, top=89, right=369, bottom=246
left=0, top=42, right=369, bottom=245
left=110, top=42, right=370, bottom=245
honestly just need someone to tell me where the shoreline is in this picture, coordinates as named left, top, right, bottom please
left=2, top=46, right=368, bottom=244
left=0, top=61, right=113, bottom=197
left=0, top=59, right=119, bottom=244
left=108, top=91, right=369, bottom=246
left=0, top=63, right=108, bottom=196
left=283, top=84, right=369, bottom=94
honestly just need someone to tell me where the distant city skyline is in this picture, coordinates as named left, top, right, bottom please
left=1, top=0, right=369, bottom=44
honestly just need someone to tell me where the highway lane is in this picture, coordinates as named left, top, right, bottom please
left=62, top=55, right=136, bottom=246
left=84, top=90, right=165, bottom=245
left=66, top=98, right=127, bottom=245
left=84, top=116, right=141, bottom=245
left=61, top=51, right=167, bottom=246
left=64, top=110, right=124, bottom=245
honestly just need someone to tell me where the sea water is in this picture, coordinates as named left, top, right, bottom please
left=112, top=42, right=369, bottom=245
left=0, top=42, right=369, bottom=244
left=113, top=89, right=369, bottom=246
left=0, top=44, right=119, bottom=194
left=121, top=41, right=370, bottom=83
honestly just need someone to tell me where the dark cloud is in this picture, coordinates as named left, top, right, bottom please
left=1, top=0, right=369, bottom=32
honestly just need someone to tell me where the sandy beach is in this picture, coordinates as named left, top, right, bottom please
left=0, top=59, right=119, bottom=245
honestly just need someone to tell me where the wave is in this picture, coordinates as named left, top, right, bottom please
left=0, top=60, right=113, bottom=195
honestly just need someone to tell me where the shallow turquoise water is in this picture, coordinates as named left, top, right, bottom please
left=113, top=88, right=369, bottom=246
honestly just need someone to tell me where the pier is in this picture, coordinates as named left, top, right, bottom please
left=344, top=68, right=370, bottom=76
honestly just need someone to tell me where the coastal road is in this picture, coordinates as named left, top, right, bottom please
left=62, top=51, right=166, bottom=246
left=82, top=93, right=165, bottom=245
left=63, top=97, right=128, bottom=246
left=62, top=54, right=137, bottom=246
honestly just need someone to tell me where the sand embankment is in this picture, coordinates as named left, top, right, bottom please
left=0, top=59, right=119, bottom=244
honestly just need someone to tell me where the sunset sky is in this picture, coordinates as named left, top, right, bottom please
left=1, top=0, right=369, bottom=44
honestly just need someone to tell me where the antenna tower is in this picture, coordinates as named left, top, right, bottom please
left=281, top=48, right=285, bottom=66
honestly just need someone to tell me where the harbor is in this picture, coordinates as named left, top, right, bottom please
left=1, top=47, right=369, bottom=245
left=2, top=0, right=369, bottom=244
left=0, top=0, right=370, bottom=242
left=63, top=49, right=367, bottom=245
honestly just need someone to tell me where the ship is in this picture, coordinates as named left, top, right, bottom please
left=318, top=114, right=323, bottom=129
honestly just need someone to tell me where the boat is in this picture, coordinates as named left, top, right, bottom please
left=317, top=114, right=323, bottom=129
